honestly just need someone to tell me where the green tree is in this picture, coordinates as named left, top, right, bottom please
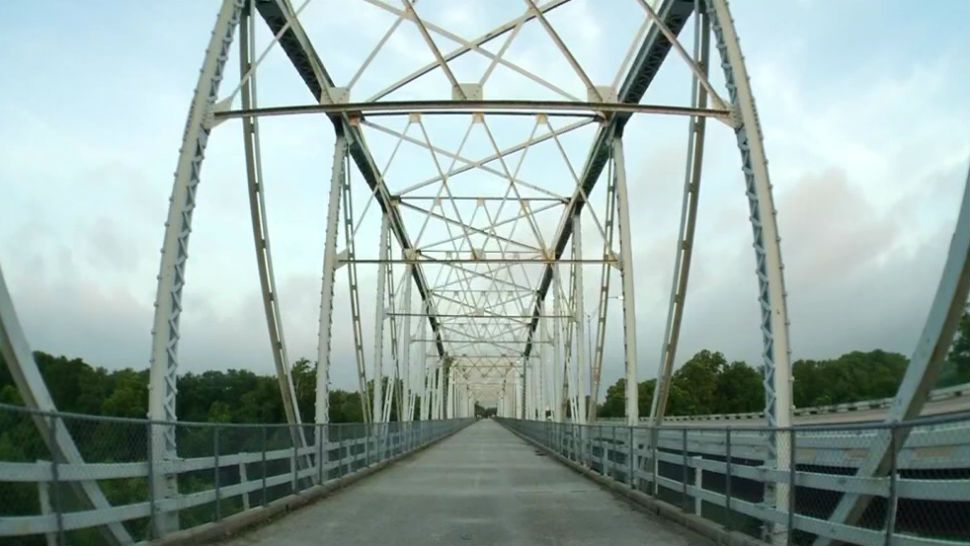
left=945, top=311, right=970, bottom=384
left=668, top=349, right=726, bottom=415
left=715, top=361, right=763, bottom=413
left=599, top=378, right=626, bottom=418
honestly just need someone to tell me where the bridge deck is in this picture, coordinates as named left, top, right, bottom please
left=223, top=420, right=710, bottom=546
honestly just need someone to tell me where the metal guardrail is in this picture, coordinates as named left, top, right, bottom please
left=499, top=414, right=970, bottom=546
left=0, top=403, right=471, bottom=544
left=596, top=383, right=970, bottom=424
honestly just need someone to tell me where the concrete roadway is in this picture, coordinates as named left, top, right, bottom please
left=223, top=419, right=711, bottom=546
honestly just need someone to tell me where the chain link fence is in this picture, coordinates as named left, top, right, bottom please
left=499, top=413, right=970, bottom=546
left=0, top=403, right=471, bottom=545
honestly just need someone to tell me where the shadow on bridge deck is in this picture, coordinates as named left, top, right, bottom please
left=221, top=419, right=710, bottom=546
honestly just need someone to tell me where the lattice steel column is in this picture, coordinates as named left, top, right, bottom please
left=612, top=138, right=640, bottom=426
left=238, top=3, right=306, bottom=457
left=372, top=216, right=389, bottom=422
left=650, top=5, right=711, bottom=427
left=571, top=215, right=587, bottom=424
left=401, top=263, right=413, bottom=421
left=552, top=265, right=564, bottom=422
left=707, top=0, right=793, bottom=539
left=148, top=0, right=244, bottom=534
left=315, top=134, right=349, bottom=425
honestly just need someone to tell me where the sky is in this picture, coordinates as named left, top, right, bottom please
left=0, top=0, right=968, bottom=399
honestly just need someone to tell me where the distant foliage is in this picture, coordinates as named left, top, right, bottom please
left=1, top=311, right=967, bottom=424
left=598, top=318, right=970, bottom=418
left=944, top=311, right=970, bottom=386
left=0, top=352, right=392, bottom=424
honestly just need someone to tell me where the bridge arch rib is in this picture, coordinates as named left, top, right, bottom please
left=146, top=1, right=803, bottom=526
left=0, top=1, right=965, bottom=544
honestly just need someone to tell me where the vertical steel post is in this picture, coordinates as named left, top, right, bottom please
left=344, top=427, right=351, bottom=476
left=552, top=266, right=563, bottom=422
left=291, top=425, right=298, bottom=492
left=788, top=429, right=796, bottom=545
left=317, top=423, right=324, bottom=485
left=214, top=426, right=221, bottom=521
left=147, top=420, right=156, bottom=540
left=611, top=138, right=639, bottom=426
left=49, top=415, right=64, bottom=546
left=239, top=461, right=250, bottom=511
left=148, top=2, right=244, bottom=534
left=261, top=426, right=267, bottom=506
left=37, top=480, right=56, bottom=546
left=400, top=267, right=413, bottom=422
left=651, top=427, right=659, bottom=497
left=706, top=3, right=795, bottom=538
left=650, top=4, right=710, bottom=428
left=694, top=456, right=703, bottom=515
left=682, top=428, right=690, bottom=511
left=885, top=425, right=899, bottom=545
left=372, top=217, right=389, bottom=423
left=572, top=215, right=587, bottom=425
left=611, top=425, right=618, bottom=481
left=315, top=134, right=348, bottom=425
left=725, top=428, right=733, bottom=531
left=238, top=0, right=304, bottom=440
left=629, top=426, right=635, bottom=489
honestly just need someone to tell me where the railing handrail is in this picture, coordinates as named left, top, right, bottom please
left=0, top=406, right=475, bottom=541
left=0, top=401, right=469, bottom=428
left=614, top=382, right=970, bottom=424
left=497, top=414, right=970, bottom=546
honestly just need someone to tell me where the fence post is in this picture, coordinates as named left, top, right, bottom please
left=48, top=415, right=64, bottom=546
left=725, top=428, right=733, bottom=531
left=365, top=422, right=371, bottom=466
left=611, top=425, right=618, bottom=481
left=651, top=426, right=659, bottom=497
left=885, top=425, right=899, bottom=546
left=146, top=420, right=156, bottom=540
left=681, top=428, right=689, bottom=512
left=36, top=478, right=56, bottom=546
left=344, top=426, right=351, bottom=476
left=291, top=425, right=298, bottom=493
left=693, top=456, right=702, bottom=515
left=214, top=426, right=221, bottom=522
left=317, top=423, right=324, bottom=485
left=628, top=426, right=635, bottom=489
left=788, top=429, right=796, bottom=545
left=261, top=426, right=267, bottom=506
left=239, top=460, right=250, bottom=511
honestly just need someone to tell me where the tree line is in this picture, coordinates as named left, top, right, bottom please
left=0, top=312, right=966, bottom=423
left=598, top=311, right=970, bottom=418
left=0, top=355, right=414, bottom=425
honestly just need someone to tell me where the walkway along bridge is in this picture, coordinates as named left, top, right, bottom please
left=0, top=0, right=968, bottom=545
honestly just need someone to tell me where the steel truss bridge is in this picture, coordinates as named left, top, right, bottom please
left=0, top=0, right=967, bottom=545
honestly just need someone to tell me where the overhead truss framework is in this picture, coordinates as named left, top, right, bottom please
left=146, top=0, right=796, bottom=536
left=0, top=0, right=960, bottom=544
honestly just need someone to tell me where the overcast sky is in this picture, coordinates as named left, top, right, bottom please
left=1, top=1, right=968, bottom=398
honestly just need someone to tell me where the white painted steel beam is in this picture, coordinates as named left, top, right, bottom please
left=0, top=268, right=132, bottom=544
left=148, top=0, right=244, bottom=534
left=315, top=135, right=348, bottom=424
left=816, top=163, right=970, bottom=545
left=650, top=5, right=710, bottom=427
